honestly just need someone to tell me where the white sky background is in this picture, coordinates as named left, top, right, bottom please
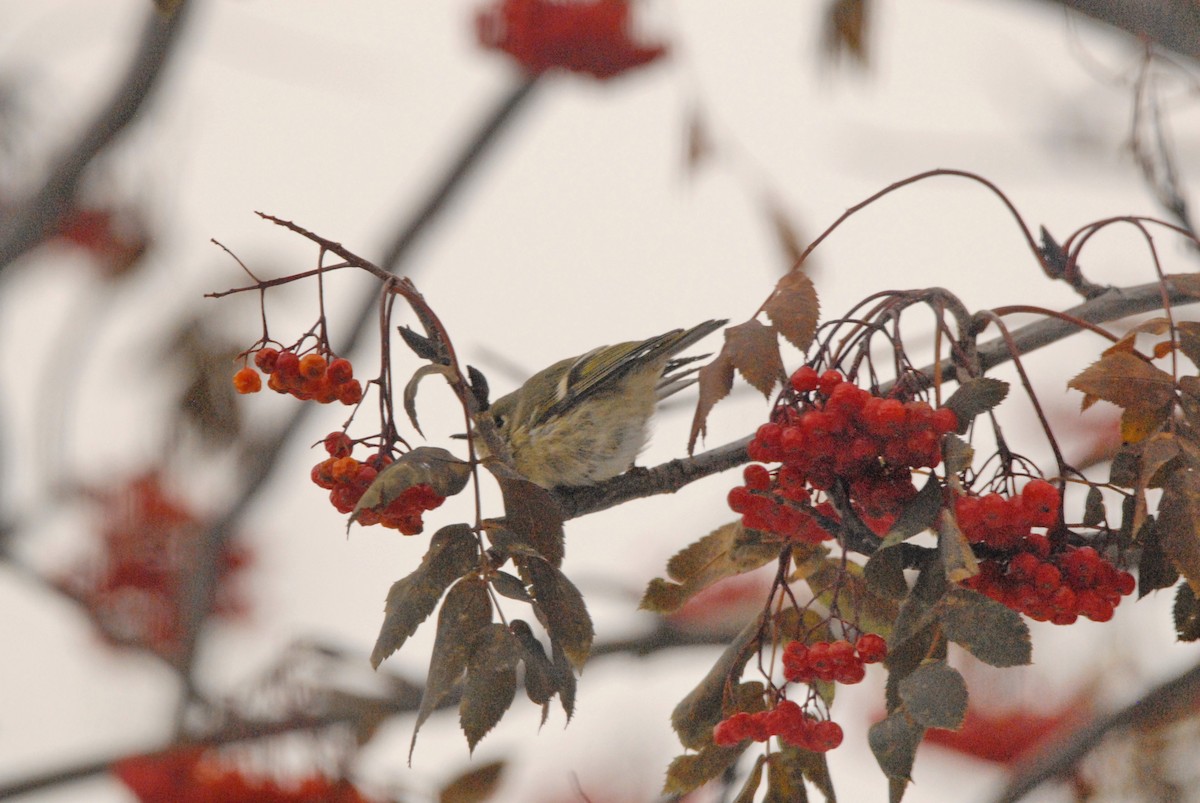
left=1, top=1, right=1199, bottom=801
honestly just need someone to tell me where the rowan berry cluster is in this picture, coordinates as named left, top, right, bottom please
left=964, top=543, right=1135, bottom=624
left=311, top=433, right=444, bottom=534
left=713, top=700, right=844, bottom=752
left=234, top=348, right=363, bottom=406
left=728, top=368, right=957, bottom=542
left=956, top=480, right=1134, bottom=623
left=782, top=633, right=888, bottom=685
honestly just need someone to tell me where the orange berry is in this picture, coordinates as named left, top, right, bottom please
left=233, top=367, right=261, bottom=394
left=298, top=353, right=327, bottom=380
left=337, top=379, right=364, bottom=405
left=327, top=358, right=353, bottom=385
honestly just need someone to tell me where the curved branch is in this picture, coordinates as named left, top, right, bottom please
left=0, top=2, right=192, bottom=270
left=558, top=278, right=1200, bottom=521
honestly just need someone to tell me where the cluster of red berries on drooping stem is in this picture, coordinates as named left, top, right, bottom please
left=957, top=480, right=1135, bottom=623
left=728, top=367, right=957, bottom=543
left=713, top=700, right=844, bottom=752
left=311, top=433, right=444, bottom=534
left=782, top=633, right=888, bottom=685
left=234, top=347, right=363, bottom=406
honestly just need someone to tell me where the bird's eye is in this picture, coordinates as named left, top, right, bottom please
left=493, top=413, right=506, bottom=430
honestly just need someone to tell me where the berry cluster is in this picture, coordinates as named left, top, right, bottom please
left=713, top=700, right=844, bottom=752
left=956, top=479, right=1133, bottom=623
left=234, top=348, right=363, bottom=406
left=964, top=544, right=1135, bottom=624
left=782, top=633, right=888, bottom=685
left=311, top=434, right=444, bottom=534
left=728, top=368, right=957, bottom=543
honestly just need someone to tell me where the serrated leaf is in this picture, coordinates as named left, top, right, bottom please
left=763, top=269, right=820, bottom=352
left=1140, top=433, right=1182, bottom=490
left=1083, top=486, right=1106, bottom=527
left=438, top=759, right=505, bottom=803
left=1156, top=469, right=1200, bottom=596
left=550, top=639, right=577, bottom=721
left=943, top=378, right=1009, bottom=432
left=525, top=558, right=593, bottom=671
left=868, top=711, right=923, bottom=782
left=1174, top=582, right=1200, bottom=641
left=671, top=616, right=761, bottom=749
left=411, top=576, right=492, bottom=759
left=725, top=319, right=786, bottom=398
left=937, top=509, right=979, bottom=585
left=663, top=743, right=746, bottom=796
left=732, top=754, right=767, bottom=803
left=495, top=475, right=564, bottom=567
left=460, top=624, right=521, bottom=752
left=641, top=521, right=781, bottom=614
left=510, top=619, right=557, bottom=715
left=898, top=661, right=967, bottom=730
left=688, top=350, right=735, bottom=453
left=936, top=588, right=1031, bottom=667
left=1068, top=351, right=1175, bottom=412
left=372, top=524, right=478, bottom=668
left=352, top=447, right=471, bottom=526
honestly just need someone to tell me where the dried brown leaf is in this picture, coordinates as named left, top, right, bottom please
left=763, top=269, right=820, bottom=353
left=725, top=319, right=785, bottom=398
left=1068, top=351, right=1176, bottom=412
left=688, top=350, right=735, bottom=454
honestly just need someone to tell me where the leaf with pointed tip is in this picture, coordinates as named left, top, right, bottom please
left=352, top=447, right=470, bottom=526
left=465, top=364, right=489, bottom=411
left=732, top=755, right=767, bottom=803
left=663, top=743, right=746, bottom=796
left=936, top=588, right=1030, bottom=667
left=671, top=617, right=761, bottom=749
left=724, top=319, right=786, bottom=398
left=765, top=749, right=809, bottom=803
left=525, top=558, right=593, bottom=671
left=688, top=350, right=735, bottom=453
left=898, top=660, right=967, bottom=730
left=640, top=521, right=781, bottom=614
left=868, top=710, right=923, bottom=782
left=763, top=269, right=820, bottom=352
left=438, top=759, right=505, bottom=803
left=460, top=623, right=521, bottom=752
left=410, top=576, right=492, bottom=760
left=1157, top=469, right=1200, bottom=596
left=550, top=639, right=576, bottom=721
left=1068, top=351, right=1175, bottom=412
left=943, top=378, right=1009, bottom=432
left=937, top=509, right=979, bottom=585
left=371, top=524, right=478, bottom=668
left=398, top=324, right=442, bottom=362
left=490, top=570, right=531, bottom=603
left=877, top=474, right=943, bottom=549
left=495, top=475, right=565, bottom=567
left=941, top=433, right=974, bottom=476
left=864, top=545, right=909, bottom=600
left=510, top=619, right=557, bottom=717
left=1174, top=582, right=1200, bottom=641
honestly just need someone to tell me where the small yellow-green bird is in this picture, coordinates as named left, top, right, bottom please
left=485, top=319, right=726, bottom=488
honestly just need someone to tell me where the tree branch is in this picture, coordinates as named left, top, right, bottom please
left=0, top=2, right=192, bottom=271
left=990, top=657, right=1200, bottom=803
left=557, top=278, right=1200, bottom=520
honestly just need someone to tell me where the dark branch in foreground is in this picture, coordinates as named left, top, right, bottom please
left=557, top=278, right=1200, bottom=520
left=991, top=657, right=1200, bottom=803
left=0, top=2, right=191, bottom=271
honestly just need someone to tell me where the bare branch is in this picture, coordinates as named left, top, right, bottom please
left=0, top=3, right=192, bottom=270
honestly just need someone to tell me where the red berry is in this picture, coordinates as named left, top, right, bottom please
left=232, top=366, right=261, bottom=394
left=254, top=347, right=280, bottom=373
left=817, top=370, right=843, bottom=394
left=855, top=633, right=887, bottom=664
left=274, top=350, right=300, bottom=377
left=1022, top=480, right=1061, bottom=527
left=811, top=720, right=843, bottom=751
left=323, top=431, right=353, bottom=458
left=790, top=365, right=820, bottom=393
left=743, top=464, right=772, bottom=492
left=931, top=406, right=958, bottom=435
left=327, top=357, right=353, bottom=384
left=337, top=379, right=364, bottom=405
